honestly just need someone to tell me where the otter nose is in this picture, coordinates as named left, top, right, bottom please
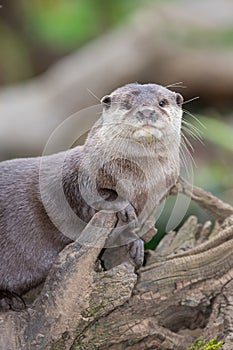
left=136, top=109, right=158, bottom=121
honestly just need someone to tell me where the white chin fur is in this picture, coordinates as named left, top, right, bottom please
left=132, top=127, right=162, bottom=143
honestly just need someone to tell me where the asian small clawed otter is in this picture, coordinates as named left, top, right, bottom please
left=0, top=83, right=183, bottom=307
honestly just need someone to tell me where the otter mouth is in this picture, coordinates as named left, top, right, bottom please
left=132, top=125, right=162, bottom=143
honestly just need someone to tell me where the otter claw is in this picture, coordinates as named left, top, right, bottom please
left=117, top=203, right=138, bottom=228
left=127, top=238, right=144, bottom=269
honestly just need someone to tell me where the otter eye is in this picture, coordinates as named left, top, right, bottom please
left=101, top=95, right=111, bottom=109
left=176, top=93, right=183, bottom=106
left=159, top=99, right=168, bottom=107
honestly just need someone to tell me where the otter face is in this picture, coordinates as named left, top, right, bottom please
left=83, top=83, right=183, bottom=218
left=101, top=83, right=183, bottom=145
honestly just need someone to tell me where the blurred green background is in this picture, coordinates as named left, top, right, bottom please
left=1, top=0, right=233, bottom=247
left=0, top=0, right=141, bottom=84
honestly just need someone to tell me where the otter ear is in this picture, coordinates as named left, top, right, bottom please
left=175, top=93, right=183, bottom=107
left=101, top=95, right=111, bottom=109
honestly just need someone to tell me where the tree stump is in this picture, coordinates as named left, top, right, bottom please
left=1, top=179, right=233, bottom=350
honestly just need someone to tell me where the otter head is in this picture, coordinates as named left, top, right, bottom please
left=81, top=83, right=183, bottom=216
left=100, top=83, right=183, bottom=148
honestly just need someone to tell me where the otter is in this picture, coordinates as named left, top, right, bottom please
left=0, top=83, right=183, bottom=306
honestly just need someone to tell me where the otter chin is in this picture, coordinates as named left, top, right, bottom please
left=132, top=126, right=163, bottom=143
left=0, top=82, right=183, bottom=304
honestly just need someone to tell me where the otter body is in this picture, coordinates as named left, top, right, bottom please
left=0, top=156, right=71, bottom=295
left=0, top=83, right=183, bottom=298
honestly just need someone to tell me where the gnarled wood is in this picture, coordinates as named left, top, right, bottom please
left=1, top=180, right=233, bottom=349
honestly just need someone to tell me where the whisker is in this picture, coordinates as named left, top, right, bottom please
left=182, top=126, right=203, bottom=142
left=182, top=125, right=204, bottom=145
left=181, top=132, right=194, bottom=152
left=182, top=119, right=202, bottom=135
left=181, top=133, right=195, bottom=157
left=182, top=122, right=203, bottom=141
left=181, top=145, right=196, bottom=176
left=171, top=135, right=193, bottom=175
left=166, top=82, right=186, bottom=89
left=179, top=146, right=190, bottom=174
left=183, top=109, right=206, bottom=129
left=86, top=88, right=101, bottom=102
left=180, top=135, right=197, bottom=168
left=182, top=96, right=199, bottom=105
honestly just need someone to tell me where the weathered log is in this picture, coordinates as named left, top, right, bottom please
left=0, top=211, right=137, bottom=349
left=0, top=179, right=233, bottom=349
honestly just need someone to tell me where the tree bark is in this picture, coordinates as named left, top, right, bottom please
left=1, top=179, right=233, bottom=349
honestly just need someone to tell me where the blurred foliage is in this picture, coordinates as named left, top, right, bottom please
left=195, top=115, right=233, bottom=200
left=24, top=0, right=141, bottom=49
left=3, top=0, right=233, bottom=84
left=0, top=0, right=141, bottom=84
left=0, top=22, right=32, bottom=83
left=199, top=115, right=233, bottom=153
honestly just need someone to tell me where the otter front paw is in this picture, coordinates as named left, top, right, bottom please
left=127, top=238, right=144, bottom=269
left=117, top=202, right=138, bottom=229
left=0, top=290, right=26, bottom=311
